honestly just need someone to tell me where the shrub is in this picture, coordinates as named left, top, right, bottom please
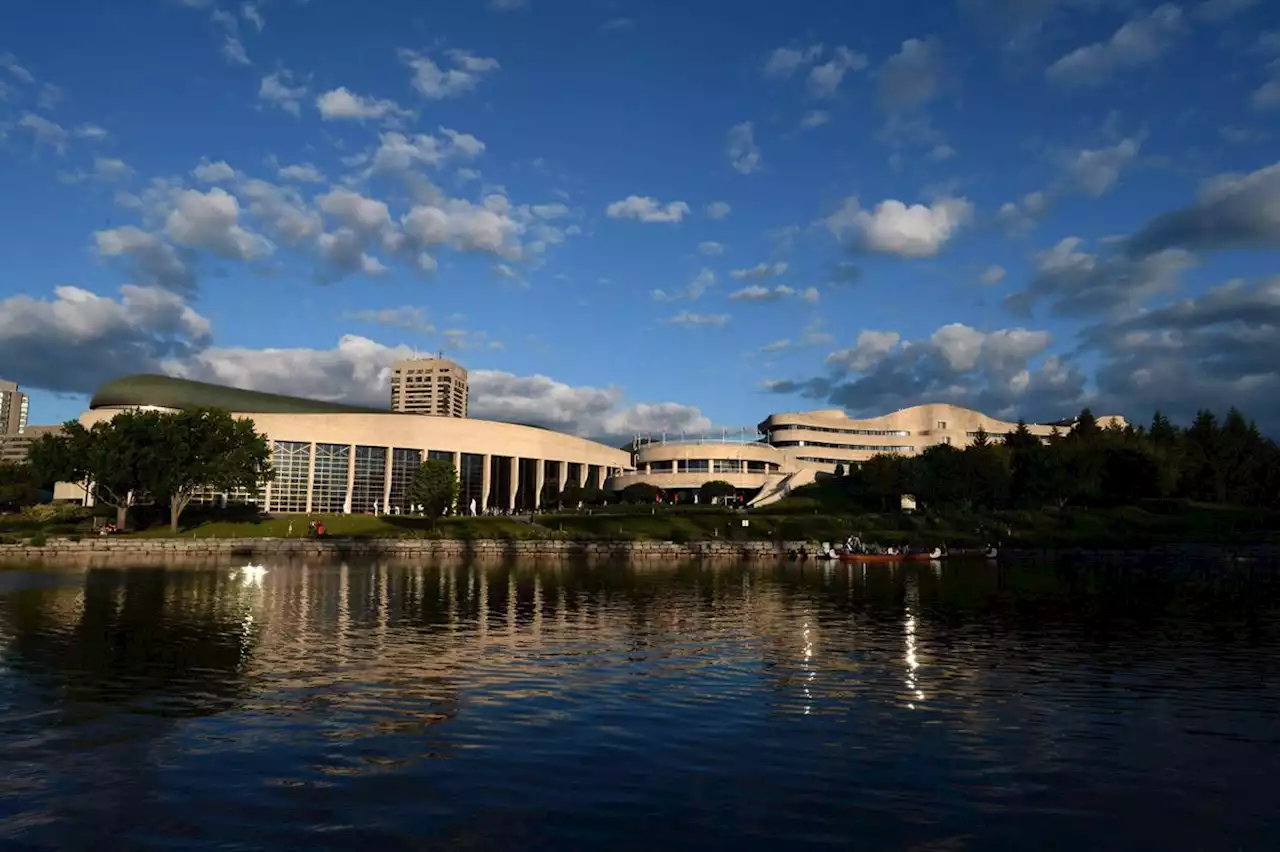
left=27, top=532, right=47, bottom=546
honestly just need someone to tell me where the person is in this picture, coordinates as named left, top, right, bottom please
left=315, top=521, right=326, bottom=537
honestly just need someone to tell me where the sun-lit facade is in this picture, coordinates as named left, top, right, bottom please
left=53, top=375, right=631, bottom=513
left=614, top=403, right=1127, bottom=507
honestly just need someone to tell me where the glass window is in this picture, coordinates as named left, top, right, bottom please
left=311, top=443, right=350, bottom=513
left=351, top=445, right=388, bottom=514
left=678, top=459, right=709, bottom=473
left=649, top=460, right=674, bottom=473
left=746, top=461, right=767, bottom=473
left=269, top=440, right=311, bottom=514
left=713, top=459, right=743, bottom=474
left=388, top=448, right=422, bottom=511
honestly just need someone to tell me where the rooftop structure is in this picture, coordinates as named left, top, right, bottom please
left=0, top=379, right=29, bottom=435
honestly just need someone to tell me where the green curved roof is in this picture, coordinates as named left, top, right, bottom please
left=90, top=374, right=389, bottom=415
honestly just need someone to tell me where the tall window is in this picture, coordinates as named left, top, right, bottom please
left=311, top=443, right=350, bottom=513
left=351, top=445, right=387, bottom=513
left=713, top=459, right=743, bottom=474
left=388, top=448, right=421, bottom=511
left=270, top=441, right=311, bottom=513
left=459, top=453, right=484, bottom=512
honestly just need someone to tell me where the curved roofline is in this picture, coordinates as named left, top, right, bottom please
left=90, top=374, right=391, bottom=415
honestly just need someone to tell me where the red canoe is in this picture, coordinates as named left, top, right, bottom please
left=837, top=551, right=941, bottom=563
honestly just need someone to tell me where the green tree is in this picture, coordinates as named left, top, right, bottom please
left=832, top=462, right=845, bottom=478
left=971, top=426, right=991, bottom=448
left=860, top=454, right=906, bottom=512
left=27, top=414, right=162, bottom=529
left=139, top=408, right=275, bottom=534
left=698, top=480, right=737, bottom=504
left=621, top=482, right=661, bottom=504
left=580, top=484, right=608, bottom=506
left=559, top=481, right=583, bottom=507
left=405, top=458, right=459, bottom=520
left=1069, top=408, right=1101, bottom=441
left=0, top=462, right=39, bottom=511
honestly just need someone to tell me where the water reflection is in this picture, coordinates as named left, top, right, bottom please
left=0, top=558, right=1277, bottom=850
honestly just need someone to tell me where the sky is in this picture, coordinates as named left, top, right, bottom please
left=2, top=0, right=1279, bottom=443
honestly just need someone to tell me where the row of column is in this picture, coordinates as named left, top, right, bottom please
left=258, top=443, right=618, bottom=515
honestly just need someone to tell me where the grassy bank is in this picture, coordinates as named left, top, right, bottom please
left=3, top=498, right=1279, bottom=548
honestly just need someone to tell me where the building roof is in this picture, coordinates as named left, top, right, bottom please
left=89, top=374, right=390, bottom=415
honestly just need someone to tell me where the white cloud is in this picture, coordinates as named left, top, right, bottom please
left=0, top=52, right=35, bottom=84
left=399, top=48, right=500, bottom=99
left=259, top=70, right=307, bottom=116
left=729, top=284, right=796, bottom=301
left=826, top=330, right=903, bottom=372
left=17, top=113, right=68, bottom=153
left=927, top=144, right=956, bottom=162
left=277, top=162, right=326, bottom=183
left=878, top=38, right=944, bottom=108
left=94, top=226, right=197, bottom=294
left=345, top=306, right=433, bottom=334
left=0, top=284, right=212, bottom=393
left=698, top=241, right=725, bottom=255
left=242, top=2, right=265, bottom=30
left=191, top=159, right=237, bottom=182
left=763, top=44, right=823, bottom=78
left=1064, top=137, right=1140, bottom=196
left=980, top=265, right=1007, bottom=285
left=726, top=122, right=761, bottom=175
left=823, top=196, right=974, bottom=257
left=605, top=195, right=690, bottom=223
left=163, top=187, right=274, bottom=261
left=1047, top=5, right=1184, bottom=86
left=75, top=123, right=109, bottom=140
left=808, top=45, right=868, bottom=98
left=705, top=200, right=732, bottom=219
left=316, top=87, right=412, bottom=121
left=1128, top=160, right=1280, bottom=254
left=730, top=261, right=788, bottom=280
left=1251, top=78, right=1280, bottom=112
left=666, top=311, right=730, bottom=328
left=222, top=36, right=250, bottom=66
left=365, top=129, right=485, bottom=176
left=651, top=268, right=715, bottom=302
left=801, top=110, right=831, bottom=129
left=800, top=286, right=820, bottom=304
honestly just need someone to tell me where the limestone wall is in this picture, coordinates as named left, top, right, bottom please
left=0, top=537, right=815, bottom=562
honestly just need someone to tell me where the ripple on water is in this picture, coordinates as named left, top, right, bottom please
left=0, top=559, right=1277, bottom=851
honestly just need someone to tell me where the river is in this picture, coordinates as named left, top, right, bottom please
left=0, top=558, right=1276, bottom=850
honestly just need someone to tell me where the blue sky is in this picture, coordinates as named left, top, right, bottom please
left=2, top=0, right=1279, bottom=440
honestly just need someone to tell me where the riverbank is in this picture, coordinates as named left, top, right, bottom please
left=2, top=535, right=1279, bottom=567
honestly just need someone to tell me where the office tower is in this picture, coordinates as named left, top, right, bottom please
left=389, top=357, right=469, bottom=417
left=0, top=379, right=29, bottom=435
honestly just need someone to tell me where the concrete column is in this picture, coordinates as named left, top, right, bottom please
left=558, top=461, right=567, bottom=499
left=345, top=444, right=356, bottom=513
left=382, top=446, right=393, bottom=511
left=481, top=453, right=491, bottom=510
left=534, top=458, right=545, bottom=509
left=452, top=451, right=461, bottom=512
left=507, top=456, right=518, bottom=512
left=304, top=441, right=317, bottom=514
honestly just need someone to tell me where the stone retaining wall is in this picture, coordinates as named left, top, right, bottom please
left=0, top=537, right=813, bottom=562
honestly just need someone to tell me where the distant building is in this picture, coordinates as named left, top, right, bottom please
left=0, top=379, right=29, bottom=435
left=389, top=356, right=468, bottom=418
left=0, top=425, right=63, bottom=465
left=616, top=403, right=1128, bottom=507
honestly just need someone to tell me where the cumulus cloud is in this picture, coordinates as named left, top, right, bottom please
left=162, top=333, right=710, bottom=442
left=163, top=187, right=274, bottom=261
left=728, top=284, right=801, bottom=301
left=762, top=44, right=823, bottom=78
left=823, top=196, right=973, bottom=257
left=258, top=70, right=307, bottom=116
left=730, top=262, right=788, bottom=280
left=801, top=110, right=831, bottom=129
left=980, top=265, right=1007, bottom=285
left=726, top=122, right=761, bottom=175
left=698, top=241, right=725, bottom=256
left=1006, top=236, right=1195, bottom=318
left=277, top=162, right=325, bottom=183
left=17, top=113, right=68, bottom=153
left=998, top=190, right=1050, bottom=234
left=1126, top=161, right=1280, bottom=255
left=877, top=38, right=944, bottom=109
left=191, top=159, right=237, bottom=183
left=705, top=200, right=732, bottom=219
left=666, top=311, right=730, bottom=328
left=345, top=306, right=433, bottom=334
left=766, top=321, right=1082, bottom=422
left=94, top=226, right=198, bottom=295
left=650, top=268, right=715, bottom=302
left=0, top=284, right=212, bottom=393
left=1047, top=5, right=1184, bottom=86
left=808, top=46, right=868, bottom=98
left=316, top=87, right=412, bottom=121
left=399, top=48, right=500, bottom=99
left=1064, top=137, right=1140, bottom=197
left=605, top=195, right=690, bottom=223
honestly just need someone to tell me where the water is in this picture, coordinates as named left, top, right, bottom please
left=0, top=559, right=1277, bottom=851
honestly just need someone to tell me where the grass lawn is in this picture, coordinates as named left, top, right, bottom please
left=125, top=514, right=551, bottom=540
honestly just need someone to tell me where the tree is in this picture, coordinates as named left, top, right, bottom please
left=621, top=482, right=661, bottom=504
left=698, top=480, right=737, bottom=504
left=1069, top=408, right=1101, bottom=441
left=137, top=408, right=273, bottom=534
left=405, top=458, right=459, bottom=521
left=833, top=462, right=845, bottom=478
left=559, top=481, right=583, bottom=507
left=971, top=426, right=990, bottom=448
left=27, top=414, right=161, bottom=529
left=0, top=462, right=39, bottom=511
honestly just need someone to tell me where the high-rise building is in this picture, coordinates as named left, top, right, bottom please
left=389, top=356, right=469, bottom=417
left=0, top=379, right=29, bottom=435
